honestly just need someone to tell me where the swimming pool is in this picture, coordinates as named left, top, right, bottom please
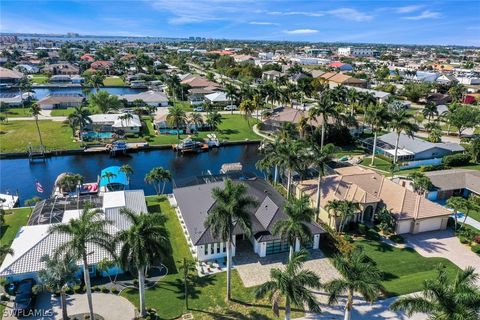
left=159, top=128, right=184, bottom=135
left=82, top=131, right=114, bottom=139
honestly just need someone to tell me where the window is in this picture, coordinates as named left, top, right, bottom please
left=217, top=244, right=221, bottom=254
left=265, top=239, right=289, bottom=255
left=210, top=243, right=215, bottom=255
left=223, top=243, right=227, bottom=252
left=204, top=245, right=208, bottom=256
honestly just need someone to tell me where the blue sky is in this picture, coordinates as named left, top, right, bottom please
left=1, top=0, right=479, bottom=45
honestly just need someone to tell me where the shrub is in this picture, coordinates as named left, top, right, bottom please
left=443, top=153, right=471, bottom=167
left=471, top=245, right=480, bottom=254
left=0, top=294, right=10, bottom=302
left=101, top=287, right=110, bottom=293
left=475, top=235, right=480, bottom=244
left=65, top=288, right=74, bottom=295
left=366, top=228, right=381, bottom=241
left=419, top=164, right=449, bottom=172
left=111, top=288, right=119, bottom=295
left=73, top=285, right=85, bottom=294
left=389, top=234, right=405, bottom=243
left=459, top=236, right=469, bottom=244
left=344, top=234, right=353, bottom=242
left=358, top=223, right=367, bottom=235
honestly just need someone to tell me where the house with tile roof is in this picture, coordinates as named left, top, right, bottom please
left=296, top=166, right=451, bottom=234
left=172, top=179, right=325, bottom=261
left=0, top=190, right=148, bottom=282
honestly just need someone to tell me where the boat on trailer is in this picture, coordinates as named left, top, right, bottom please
left=173, top=137, right=209, bottom=153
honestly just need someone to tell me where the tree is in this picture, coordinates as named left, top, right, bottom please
left=189, top=112, right=203, bottom=132
left=102, top=171, right=117, bottom=184
left=408, top=172, right=433, bottom=196
left=204, top=179, right=257, bottom=301
left=225, top=83, right=237, bottom=115
left=239, top=98, right=255, bottom=125
left=117, top=208, right=170, bottom=317
left=390, top=265, right=480, bottom=319
left=374, top=207, right=396, bottom=234
left=84, top=71, right=106, bottom=92
left=310, top=143, right=335, bottom=216
left=24, top=196, right=42, bottom=212
left=37, top=254, right=79, bottom=320
left=276, top=139, right=304, bottom=198
left=257, top=137, right=283, bottom=184
left=50, top=204, right=115, bottom=320
left=325, top=200, right=360, bottom=233
left=308, top=91, right=339, bottom=149
left=468, top=138, right=480, bottom=163
left=67, top=105, right=92, bottom=141
left=118, top=113, right=133, bottom=128
left=206, top=111, right=222, bottom=131
left=403, top=82, right=431, bottom=103
left=422, top=102, right=438, bottom=121
left=448, top=84, right=466, bottom=103
left=388, top=104, right=418, bottom=164
left=446, top=196, right=467, bottom=230
left=145, top=167, right=172, bottom=195
left=166, top=104, right=187, bottom=139
left=324, top=248, right=384, bottom=320
left=30, top=103, right=44, bottom=149
left=273, top=196, right=315, bottom=260
left=255, top=250, right=321, bottom=320
left=365, top=103, right=389, bottom=166
left=89, top=91, right=121, bottom=113
left=57, top=173, right=84, bottom=194
left=179, top=258, right=196, bottom=310
left=119, top=164, right=133, bottom=182
left=446, top=105, right=480, bottom=138
left=459, top=195, right=480, bottom=230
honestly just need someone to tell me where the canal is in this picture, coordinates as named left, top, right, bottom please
left=0, top=144, right=263, bottom=203
left=2, top=86, right=146, bottom=100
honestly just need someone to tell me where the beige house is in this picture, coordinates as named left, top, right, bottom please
left=296, top=166, right=451, bottom=234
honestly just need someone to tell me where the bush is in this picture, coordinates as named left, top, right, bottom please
left=73, top=285, right=85, bottom=294
left=101, top=287, right=110, bottom=293
left=366, top=228, right=381, bottom=241
left=459, top=236, right=469, bottom=244
left=0, top=294, right=10, bottom=302
left=111, top=288, right=119, bottom=294
left=471, top=245, right=480, bottom=254
left=419, top=164, right=449, bottom=172
left=358, top=223, right=367, bottom=235
left=344, top=234, right=353, bottom=242
left=475, top=235, right=480, bottom=244
left=443, top=153, right=471, bottom=167
left=389, top=234, right=405, bottom=243
left=65, top=288, right=74, bottom=295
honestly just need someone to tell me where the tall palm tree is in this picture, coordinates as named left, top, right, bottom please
left=276, top=139, right=304, bottom=199
left=255, top=250, right=321, bottom=320
left=102, top=171, right=117, bottom=184
left=206, top=111, right=222, bottom=131
left=422, top=101, right=438, bottom=122
left=257, top=137, right=283, bottom=184
left=204, top=179, right=257, bottom=301
left=37, top=254, right=79, bottom=320
left=325, top=200, right=360, bottom=233
left=85, top=71, right=106, bottom=92
left=119, top=164, right=133, bottom=182
left=388, top=104, right=418, bottom=164
left=89, top=91, right=121, bottom=113
left=225, top=83, right=237, bottom=115
left=310, top=143, right=335, bottom=216
left=391, top=265, right=480, bottom=319
left=239, top=98, right=255, bottom=125
left=117, top=208, right=170, bottom=317
left=30, top=103, right=44, bottom=149
left=324, top=248, right=384, bottom=320
left=166, top=104, right=187, bottom=139
left=50, top=204, right=115, bottom=320
left=189, top=112, right=203, bottom=132
left=67, top=105, right=92, bottom=141
left=273, top=196, right=315, bottom=260
left=309, top=92, right=339, bottom=149
left=364, top=103, right=390, bottom=166
left=145, top=167, right=172, bottom=195
left=446, top=196, right=467, bottom=230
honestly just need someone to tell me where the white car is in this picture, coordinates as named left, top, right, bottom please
left=224, top=105, right=237, bottom=111
left=192, top=106, right=204, bottom=112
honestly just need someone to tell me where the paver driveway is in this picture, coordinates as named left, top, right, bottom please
left=403, top=230, right=480, bottom=284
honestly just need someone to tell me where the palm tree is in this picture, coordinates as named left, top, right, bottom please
left=206, top=111, right=222, bottom=131
left=276, top=139, right=304, bottom=199
left=225, top=83, right=237, bottom=115
left=67, top=105, right=92, bottom=141
left=179, top=258, right=196, bottom=310
left=89, top=91, right=121, bottom=113
left=324, top=248, right=384, bottom=320
left=390, top=265, right=480, bottom=319
left=50, top=204, right=115, bottom=320
left=308, top=143, right=334, bottom=217
left=102, top=171, right=117, bottom=184
left=422, top=102, right=438, bottom=122
left=119, top=164, right=133, bottom=182
left=0, top=245, right=13, bottom=257
left=388, top=104, right=418, bottom=164
left=117, top=208, right=170, bottom=317
left=189, top=112, right=203, bottom=132
left=204, top=179, right=257, bottom=301
left=446, top=196, right=467, bottom=230
left=325, top=200, right=360, bottom=233
left=257, top=137, right=282, bottom=184
left=459, top=195, right=480, bottom=229
left=255, top=250, right=321, bottom=320
left=408, top=172, right=433, bottom=196
left=145, top=167, right=172, bottom=195
left=118, top=113, right=133, bottom=127
left=309, top=92, right=339, bottom=149
left=37, top=254, right=79, bottom=320
left=364, top=103, right=389, bottom=166
left=166, top=104, right=186, bottom=139
left=239, top=98, right=255, bottom=125
left=30, top=103, right=44, bottom=149
left=84, top=71, right=106, bottom=92
left=273, top=196, right=315, bottom=260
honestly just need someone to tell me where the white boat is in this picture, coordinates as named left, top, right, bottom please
left=206, top=134, right=220, bottom=147
left=0, top=193, right=19, bottom=210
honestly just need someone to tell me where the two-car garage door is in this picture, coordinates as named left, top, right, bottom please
left=397, top=217, right=446, bottom=234
left=416, top=217, right=444, bottom=233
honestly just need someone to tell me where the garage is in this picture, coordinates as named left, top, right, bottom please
left=396, top=219, right=413, bottom=234
left=416, top=217, right=444, bottom=233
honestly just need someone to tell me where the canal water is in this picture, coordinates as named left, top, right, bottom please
left=2, top=87, right=146, bottom=100
left=0, top=144, right=262, bottom=203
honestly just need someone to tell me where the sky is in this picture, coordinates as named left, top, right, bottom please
left=0, top=0, right=479, bottom=46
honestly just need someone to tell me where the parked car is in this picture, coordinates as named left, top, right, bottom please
left=13, top=278, right=36, bottom=317
left=192, top=106, right=204, bottom=112
left=224, top=105, right=237, bottom=111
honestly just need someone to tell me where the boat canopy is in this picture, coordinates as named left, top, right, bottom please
left=99, top=166, right=129, bottom=189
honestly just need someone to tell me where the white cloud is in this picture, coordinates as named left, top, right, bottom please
left=249, top=21, right=279, bottom=26
left=394, top=5, right=423, bottom=14
left=267, top=11, right=324, bottom=17
left=327, top=8, right=373, bottom=22
left=283, top=29, right=318, bottom=35
left=403, top=10, right=441, bottom=20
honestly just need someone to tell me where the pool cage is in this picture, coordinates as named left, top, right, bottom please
left=28, top=194, right=103, bottom=226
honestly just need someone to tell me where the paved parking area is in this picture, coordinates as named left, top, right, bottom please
left=233, top=242, right=340, bottom=287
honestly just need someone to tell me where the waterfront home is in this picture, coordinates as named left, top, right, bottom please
left=0, top=67, right=24, bottom=85
left=424, top=169, right=480, bottom=201
left=90, top=60, right=113, bottom=74
left=118, top=90, right=169, bottom=107
left=172, top=178, right=325, bottom=261
left=362, top=132, right=464, bottom=162
left=204, top=91, right=229, bottom=106
left=316, top=71, right=367, bottom=88
left=0, top=190, right=147, bottom=282
left=180, top=74, right=220, bottom=90
left=38, top=94, right=84, bottom=110
left=154, top=112, right=207, bottom=132
left=0, top=93, right=24, bottom=106
left=86, top=113, right=142, bottom=134
left=43, top=63, right=79, bottom=76
left=296, top=166, right=451, bottom=234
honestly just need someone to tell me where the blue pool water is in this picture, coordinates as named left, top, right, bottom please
left=82, top=132, right=114, bottom=139
left=159, top=129, right=184, bottom=135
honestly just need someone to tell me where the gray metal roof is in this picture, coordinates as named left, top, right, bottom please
left=377, top=132, right=464, bottom=154
left=173, top=179, right=325, bottom=246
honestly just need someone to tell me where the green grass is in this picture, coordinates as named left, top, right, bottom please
left=50, top=108, right=75, bottom=116
left=355, top=239, right=460, bottom=296
left=121, top=196, right=302, bottom=320
left=360, top=156, right=392, bottom=172
left=0, top=120, right=80, bottom=153
left=30, top=74, right=49, bottom=84
left=0, top=108, right=31, bottom=118
left=103, top=76, right=125, bottom=86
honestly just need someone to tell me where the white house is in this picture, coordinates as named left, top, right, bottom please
left=87, top=113, right=142, bottom=134
left=338, top=47, right=373, bottom=57
left=118, top=90, right=169, bottom=107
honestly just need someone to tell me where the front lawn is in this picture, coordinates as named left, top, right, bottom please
left=0, top=207, right=31, bottom=262
left=30, top=74, right=49, bottom=84
left=50, top=108, right=75, bottom=116
left=121, top=196, right=302, bottom=320
left=0, top=120, right=80, bottom=153
left=360, top=156, right=392, bottom=172
left=103, top=76, right=125, bottom=86
left=355, top=239, right=460, bottom=296
left=0, top=108, right=31, bottom=118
